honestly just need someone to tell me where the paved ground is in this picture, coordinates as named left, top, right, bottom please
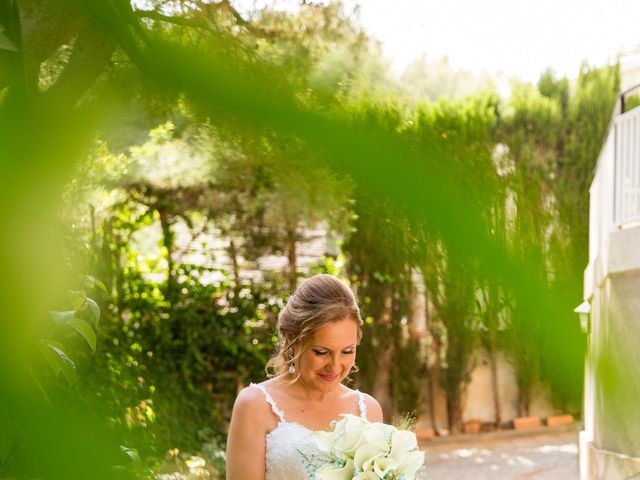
left=417, top=426, right=579, bottom=480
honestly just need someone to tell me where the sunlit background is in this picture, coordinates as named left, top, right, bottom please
left=236, top=0, right=640, bottom=80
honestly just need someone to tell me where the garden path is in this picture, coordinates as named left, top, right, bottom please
left=418, top=426, right=579, bottom=479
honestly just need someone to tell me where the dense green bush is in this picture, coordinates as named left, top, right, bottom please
left=80, top=263, right=285, bottom=454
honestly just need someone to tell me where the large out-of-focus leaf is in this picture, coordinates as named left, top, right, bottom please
left=0, top=2, right=116, bottom=477
left=0, top=402, right=12, bottom=462
left=0, top=27, right=17, bottom=52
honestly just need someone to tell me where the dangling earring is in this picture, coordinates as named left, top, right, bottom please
left=288, top=362, right=296, bottom=374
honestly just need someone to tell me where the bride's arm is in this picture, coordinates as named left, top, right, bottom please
left=226, top=387, right=268, bottom=480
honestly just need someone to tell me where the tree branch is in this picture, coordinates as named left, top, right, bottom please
left=134, top=2, right=268, bottom=38
left=134, top=9, right=203, bottom=29
left=44, top=20, right=116, bottom=106
left=0, top=0, right=27, bottom=94
left=14, top=0, right=84, bottom=90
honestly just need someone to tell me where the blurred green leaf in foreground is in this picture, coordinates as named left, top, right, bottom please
left=0, top=0, right=625, bottom=477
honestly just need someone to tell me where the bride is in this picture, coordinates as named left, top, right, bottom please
left=226, top=274, right=383, bottom=479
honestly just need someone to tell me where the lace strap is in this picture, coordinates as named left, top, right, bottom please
left=356, top=390, right=368, bottom=419
left=250, top=383, right=286, bottom=423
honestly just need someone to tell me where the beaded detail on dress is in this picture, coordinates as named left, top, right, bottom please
left=251, top=383, right=367, bottom=480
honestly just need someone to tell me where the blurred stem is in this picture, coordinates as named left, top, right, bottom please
left=159, top=207, right=176, bottom=304
left=488, top=342, right=501, bottom=426
left=428, top=331, right=442, bottom=434
left=228, top=237, right=241, bottom=296
left=372, top=283, right=394, bottom=421
left=286, top=222, right=298, bottom=291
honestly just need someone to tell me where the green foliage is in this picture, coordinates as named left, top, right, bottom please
left=70, top=190, right=288, bottom=457
left=392, top=331, right=426, bottom=419
left=498, top=65, right=619, bottom=412
left=624, top=94, right=640, bottom=112
left=0, top=281, right=102, bottom=477
left=0, top=0, right=624, bottom=476
left=400, top=56, right=498, bottom=103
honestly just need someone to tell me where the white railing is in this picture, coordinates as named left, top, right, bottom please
left=614, top=106, right=640, bottom=226
left=589, top=96, right=640, bottom=264
left=589, top=129, right=615, bottom=263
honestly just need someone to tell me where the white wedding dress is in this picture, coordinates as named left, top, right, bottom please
left=251, top=383, right=369, bottom=480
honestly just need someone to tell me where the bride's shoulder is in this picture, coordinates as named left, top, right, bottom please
left=233, top=382, right=274, bottom=417
left=344, top=386, right=383, bottom=422
left=230, top=382, right=283, bottom=434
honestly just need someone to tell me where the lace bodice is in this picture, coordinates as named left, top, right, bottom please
left=251, top=383, right=368, bottom=480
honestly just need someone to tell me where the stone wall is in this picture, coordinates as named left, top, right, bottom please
left=416, top=347, right=563, bottom=432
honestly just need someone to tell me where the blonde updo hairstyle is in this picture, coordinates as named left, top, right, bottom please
left=266, top=274, right=363, bottom=384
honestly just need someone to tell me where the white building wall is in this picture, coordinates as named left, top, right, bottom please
left=581, top=57, right=640, bottom=478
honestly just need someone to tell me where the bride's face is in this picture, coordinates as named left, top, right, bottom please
left=298, top=318, right=358, bottom=392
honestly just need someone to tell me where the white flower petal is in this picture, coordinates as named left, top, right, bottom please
left=335, top=417, right=367, bottom=454
left=390, top=430, right=418, bottom=458
left=362, top=425, right=388, bottom=449
left=355, top=471, right=380, bottom=479
left=398, top=450, right=426, bottom=479
left=332, top=417, right=349, bottom=436
left=373, top=456, right=398, bottom=478
left=316, top=459, right=355, bottom=480
left=313, top=430, right=337, bottom=452
left=373, top=422, right=397, bottom=436
left=353, top=444, right=385, bottom=472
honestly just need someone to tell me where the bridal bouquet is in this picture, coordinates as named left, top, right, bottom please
left=301, top=414, right=425, bottom=480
